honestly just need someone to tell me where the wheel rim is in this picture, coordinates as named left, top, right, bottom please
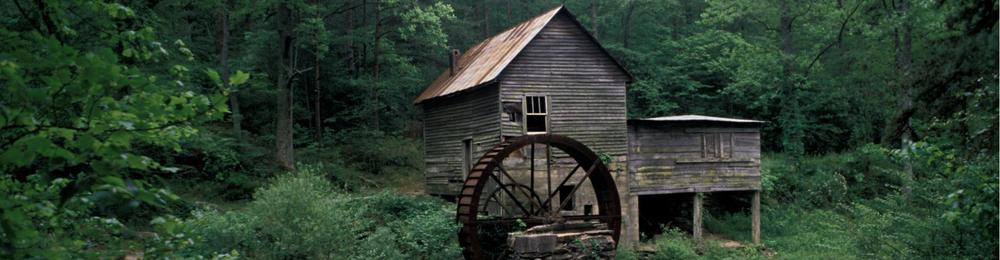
left=456, top=134, right=621, bottom=259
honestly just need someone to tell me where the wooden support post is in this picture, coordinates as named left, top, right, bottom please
left=693, top=193, right=702, bottom=242
left=752, top=191, right=761, bottom=244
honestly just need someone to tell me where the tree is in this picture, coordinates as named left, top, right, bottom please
left=274, top=2, right=297, bottom=170
left=701, top=0, right=863, bottom=156
left=0, top=1, right=232, bottom=256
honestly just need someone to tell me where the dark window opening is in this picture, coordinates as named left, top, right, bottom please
left=558, top=185, right=575, bottom=210
left=526, top=115, right=546, bottom=132
left=503, top=102, right=522, bottom=122
left=462, top=139, right=472, bottom=175
left=524, top=96, right=547, bottom=133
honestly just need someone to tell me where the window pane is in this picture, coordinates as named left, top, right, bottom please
left=526, top=115, right=546, bottom=132
left=525, top=96, right=546, bottom=114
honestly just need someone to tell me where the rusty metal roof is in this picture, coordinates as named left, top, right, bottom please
left=632, top=115, right=765, bottom=124
left=413, top=6, right=564, bottom=104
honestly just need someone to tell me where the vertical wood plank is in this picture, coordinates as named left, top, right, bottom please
left=693, top=193, right=703, bottom=241
left=752, top=191, right=761, bottom=244
left=729, top=133, right=735, bottom=158
left=717, top=133, right=723, bottom=158
left=701, top=134, right=707, bottom=158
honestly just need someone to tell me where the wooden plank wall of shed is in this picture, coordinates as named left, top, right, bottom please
left=498, top=12, right=633, bottom=244
left=627, top=123, right=762, bottom=195
left=422, top=86, right=501, bottom=196
left=498, top=13, right=629, bottom=158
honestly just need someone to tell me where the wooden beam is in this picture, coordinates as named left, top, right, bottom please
left=693, top=193, right=703, bottom=241
left=752, top=191, right=761, bottom=244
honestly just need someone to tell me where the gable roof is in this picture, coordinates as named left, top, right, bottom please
left=414, top=6, right=631, bottom=104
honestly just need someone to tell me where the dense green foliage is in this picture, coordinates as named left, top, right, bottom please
left=699, top=143, right=998, bottom=259
left=186, top=169, right=460, bottom=259
left=0, top=1, right=234, bottom=257
left=0, top=0, right=995, bottom=258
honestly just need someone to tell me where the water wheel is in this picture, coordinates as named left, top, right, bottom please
left=456, top=134, right=621, bottom=259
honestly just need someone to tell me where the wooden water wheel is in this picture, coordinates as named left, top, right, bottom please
left=456, top=134, right=621, bottom=259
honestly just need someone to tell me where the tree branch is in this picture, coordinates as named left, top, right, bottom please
left=804, top=0, right=864, bottom=75
left=32, top=0, right=59, bottom=37
left=12, top=0, right=44, bottom=34
left=789, top=1, right=816, bottom=25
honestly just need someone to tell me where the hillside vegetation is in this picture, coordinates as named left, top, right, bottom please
left=0, top=0, right=996, bottom=259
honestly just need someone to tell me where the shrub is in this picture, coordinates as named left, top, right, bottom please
left=762, top=145, right=904, bottom=208
left=651, top=228, right=699, bottom=260
left=185, top=167, right=460, bottom=259
left=762, top=154, right=849, bottom=207
left=615, top=245, right=640, bottom=260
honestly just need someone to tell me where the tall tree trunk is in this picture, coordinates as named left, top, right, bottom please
left=483, top=0, right=490, bottom=35
left=591, top=0, right=598, bottom=39
left=778, top=0, right=804, bottom=157
left=348, top=3, right=357, bottom=78
left=896, top=0, right=914, bottom=198
left=896, top=0, right=913, bottom=142
left=506, top=0, right=512, bottom=24
left=314, top=57, right=321, bottom=144
left=622, top=1, right=636, bottom=48
left=275, top=3, right=295, bottom=170
left=313, top=0, right=323, bottom=145
left=372, top=0, right=381, bottom=130
left=218, top=3, right=240, bottom=140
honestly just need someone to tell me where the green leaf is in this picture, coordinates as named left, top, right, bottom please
left=229, top=70, right=250, bottom=86
left=205, top=69, right=221, bottom=86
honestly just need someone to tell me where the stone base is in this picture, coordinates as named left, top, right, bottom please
left=507, top=223, right=616, bottom=259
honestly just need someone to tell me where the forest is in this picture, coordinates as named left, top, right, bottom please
left=0, top=0, right=996, bottom=259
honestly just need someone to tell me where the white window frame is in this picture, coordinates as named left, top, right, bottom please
left=523, top=95, right=549, bottom=135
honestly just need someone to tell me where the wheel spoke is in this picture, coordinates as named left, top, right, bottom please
left=486, top=172, right=532, bottom=216
left=529, top=142, right=535, bottom=213
left=556, top=162, right=601, bottom=212
left=482, top=191, right=516, bottom=216
left=495, top=166, right=537, bottom=204
left=459, top=134, right=622, bottom=260
left=535, top=164, right=580, bottom=214
left=545, top=140, right=552, bottom=213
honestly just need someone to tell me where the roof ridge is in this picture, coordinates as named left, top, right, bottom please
left=415, top=5, right=631, bottom=104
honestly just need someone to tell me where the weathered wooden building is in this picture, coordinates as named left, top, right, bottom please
left=414, top=6, right=762, bottom=248
left=627, top=115, right=763, bottom=242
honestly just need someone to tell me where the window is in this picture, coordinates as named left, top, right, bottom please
left=462, top=139, right=472, bottom=174
left=524, top=96, right=547, bottom=134
left=502, top=102, right=522, bottom=122
left=701, top=133, right=733, bottom=158
left=558, top=185, right=575, bottom=211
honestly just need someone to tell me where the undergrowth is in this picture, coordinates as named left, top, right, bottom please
left=182, top=168, right=460, bottom=259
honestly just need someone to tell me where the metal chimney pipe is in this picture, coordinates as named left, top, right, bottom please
left=450, top=49, right=461, bottom=76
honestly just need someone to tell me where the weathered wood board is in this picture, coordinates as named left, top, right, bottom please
left=627, top=121, right=762, bottom=195
left=422, top=86, right=501, bottom=195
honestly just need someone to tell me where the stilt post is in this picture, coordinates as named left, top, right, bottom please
left=693, top=192, right=703, bottom=241
left=752, top=190, right=761, bottom=244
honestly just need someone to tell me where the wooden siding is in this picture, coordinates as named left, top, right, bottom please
left=498, top=13, right=630, bottom=158
left=627, top=123, right=762, bottom=195
left=422, top=86, right=501, bottom=195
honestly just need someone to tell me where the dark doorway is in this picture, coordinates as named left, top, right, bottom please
left=637, top=193, right=694, bottom=240
left=558, top=185, right=575, bottom=210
